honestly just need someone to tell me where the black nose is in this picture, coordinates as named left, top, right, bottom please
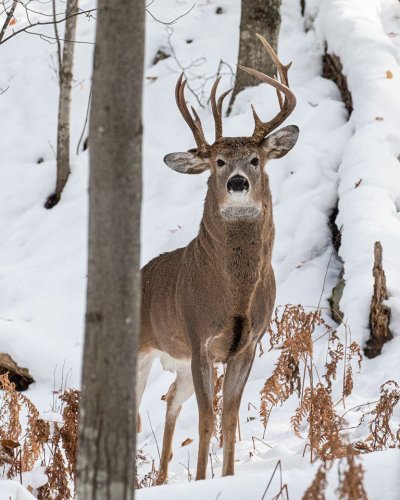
left=227, top=175, right=249, bottom=192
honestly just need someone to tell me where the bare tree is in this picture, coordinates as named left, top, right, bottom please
left=228, top=0, right=281, bottom=113
left=77, top=0, right=144, bottom=498
left=46, top=0, right=79, bottom=208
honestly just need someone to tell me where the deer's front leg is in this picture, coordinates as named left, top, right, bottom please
left=222, top=344, right=256, bottom=476
left=191, top=350, right=214, bottom=480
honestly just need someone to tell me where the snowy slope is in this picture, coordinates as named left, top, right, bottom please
left=0, top=0, right=399, bottom=498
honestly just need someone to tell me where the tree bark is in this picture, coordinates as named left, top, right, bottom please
left=228, top=0, right=282, bottom=113
left=364, top=242, right=393, bottom=358
left=76, top=0, right=144, bottom=498
left=0, top=353, right=34, bottom=391
left=46, top=0, right=79, bottom=208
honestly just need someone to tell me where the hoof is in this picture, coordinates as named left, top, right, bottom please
left=155, top=470, right=167, bottom=485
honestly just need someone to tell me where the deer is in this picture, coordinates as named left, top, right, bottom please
left=137, top=35, right=299, bottom=484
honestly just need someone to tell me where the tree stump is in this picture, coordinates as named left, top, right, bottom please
left=364, top=242, right=393, bottom=358
left=0, top=353, right=34, bottom=391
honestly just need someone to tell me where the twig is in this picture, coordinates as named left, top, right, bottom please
left=166, top=26, right=205, bottom=108
left=76, top=82, right=92, bottom=154
left=252, top=435, right=272, bottom=452
left=147, top=411, right=161, bottom=463
left=317, top=247, right=335, bottom=310
left=209, top=452, right=214, bottom=478
left=146, top=3, right=195, bottom=25
left=178, top=451, right=192, bottom=482
left=261, top=460, right=283, bottom=500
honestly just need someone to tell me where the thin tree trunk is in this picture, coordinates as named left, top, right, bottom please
left=46, top=0, right=79, bottom=208
left=228, top=0, right=281, bottom=113
left=77, top=0, right=144, bottom=498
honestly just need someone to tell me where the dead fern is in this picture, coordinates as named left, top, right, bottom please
left=292, top=383, right=347, bottom=460
left=354, top=380, right=400, bottom=452
left=260, top=306, right=321, bottom=427
left=337, top=452, right=368, bottom=500
left=0, top=373, right=79, bottom=497
left=302, top=461, right=329, bottom=500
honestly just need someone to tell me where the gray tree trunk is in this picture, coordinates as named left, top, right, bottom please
left=46, top=0, right=79, bottom=208
left=228, top=0, right=281, bottom=113
left=76, top=0, right=144, bottom=498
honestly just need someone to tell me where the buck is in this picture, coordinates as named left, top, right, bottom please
left=138, top=35, right=299, bottom=483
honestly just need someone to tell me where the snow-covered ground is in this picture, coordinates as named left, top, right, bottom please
left=0, top=0, right=399, bottom=498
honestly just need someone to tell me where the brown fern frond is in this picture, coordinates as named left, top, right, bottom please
left=368, top=380, right=399, bottom=450
left=337, top=452, right=367, bottom=500
left=60, top=389, right=79, bottom=482
left=302, top=461, right=330, bottom=500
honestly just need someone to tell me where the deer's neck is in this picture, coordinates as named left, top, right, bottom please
left=196, top=189, right=274, bottom=305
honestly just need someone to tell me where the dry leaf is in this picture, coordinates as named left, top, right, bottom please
left=1, top=439, right=20, bottom=450
left=181, top=437, right=193, bottom=447
left=9, top=17, right=17, bottom=26
left=375, top=117, right=384, bottom=121
left=386, top=70, right=393, bottom=79
left=355, top=178, right=363, bottom=188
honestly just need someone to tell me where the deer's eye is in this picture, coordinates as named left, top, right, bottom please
left=250, top=157, right=259, bottom=166
left=217, top=159, right=225, bottom=167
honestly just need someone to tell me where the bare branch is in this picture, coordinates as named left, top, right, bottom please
left=146, top=2, right=195, bottom=26
left=0, top=6, right=96, bottom=45
left=0, top=0, right=18, bottom=43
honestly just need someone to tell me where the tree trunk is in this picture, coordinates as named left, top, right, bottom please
left=228, top=0, right=281, bottom=113
left=46, top=0, right=79, bottom=209
left=76, top=0, right=144, bottom=498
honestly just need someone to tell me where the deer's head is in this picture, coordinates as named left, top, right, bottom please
left=164, top=35, right=299, bottom=221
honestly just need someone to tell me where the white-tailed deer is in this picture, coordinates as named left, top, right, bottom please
left=138, top=35, right=298, bottom=483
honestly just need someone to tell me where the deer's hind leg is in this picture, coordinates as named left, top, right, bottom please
left=136, top=351, right=154, bottom=433
left=157, top=362, right=194, bottom=484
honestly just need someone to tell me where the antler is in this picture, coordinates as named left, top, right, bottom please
left=238, top=34, right=297, bottom=144
left=210, top=77, right=232, bottom=141
left=175, top=73, right=210, bottom=154
left=175, top=73, right=232, bottom=150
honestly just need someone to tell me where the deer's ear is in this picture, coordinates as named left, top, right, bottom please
left=261, top=125, right=299, bottom=159
left=163, top=152, right=211, bottom=174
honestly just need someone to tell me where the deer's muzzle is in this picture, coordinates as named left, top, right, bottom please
left=227, top=175, right=249, bottom=193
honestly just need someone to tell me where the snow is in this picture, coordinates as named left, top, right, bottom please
left=0, top=481, right=36, bottom=500
left=0, top=0, right=400, bottom=498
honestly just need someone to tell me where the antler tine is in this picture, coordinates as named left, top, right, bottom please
left=191, top=105, right=206, bottom=136
left=217, top=89, right=232, bottom=124
left=239, top=34, right=296, bottom=143
left=210, top=77, right=222, bottom=140
left=209, top=78, right=232, bottom=141
left=175, top=73, right=209, bottom=152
